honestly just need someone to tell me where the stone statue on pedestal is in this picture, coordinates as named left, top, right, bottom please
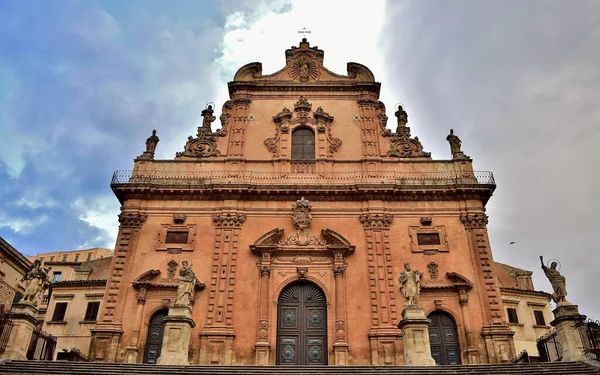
left=446, top=129, right=470, bottom=160
left=540, top=256, right=568, bottom=304
left=175, top=260, right=198, bottom=307
left=145, top=130, right=160, bottom=154
left=21, top=260, right=50, bottom=306
left=398, top=262, right=422, bottom=307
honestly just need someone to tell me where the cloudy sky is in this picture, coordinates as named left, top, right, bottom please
left=0, top=0, right=598, bottom=316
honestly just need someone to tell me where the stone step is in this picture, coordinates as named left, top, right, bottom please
left=0, top=360, right=599, bottom=375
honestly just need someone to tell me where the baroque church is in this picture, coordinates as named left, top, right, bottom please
left=89, top=38, right=518, bottom=366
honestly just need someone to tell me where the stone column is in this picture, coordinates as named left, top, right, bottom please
left=254, top=250, right=272, bottom=365
left=124, top=287, right=147, bottom=363
left=332, top=250, right=349, bottom=365
left=397, top=306, right=436, bottom=366
left=458, top=289, right=480, bottom=364
left=551, top=303, right=587, bottom=362
left=157, top=306, right=196, bottom=365
left=2, top=303, right=39, bottom=360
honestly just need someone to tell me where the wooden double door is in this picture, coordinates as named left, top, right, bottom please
left=428, top=311, right=461, bottom=365
left=276, top=282, right=327, bottom=366
left=143, top=309, right=167, bottom=364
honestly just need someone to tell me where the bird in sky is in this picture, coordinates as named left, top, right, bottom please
left=509, top=241, right=516, bottom=245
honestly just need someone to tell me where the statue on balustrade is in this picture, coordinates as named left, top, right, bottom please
left=398, top=262, right=422, bottom=307
left=540, top=256, right=568, bottom=304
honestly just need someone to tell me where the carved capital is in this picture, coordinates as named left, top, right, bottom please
left=460, top=213, right=488, bottom=230
left=459, top=289, right=469, bottom=307
left=136, top=287, right=148, bottom=305
left=359, top=213, right=393, bottom=229
left=260, top=266, right=271, bottom=278
left=118, top=212, right=147, bottom=228
left=213, top=213, right=247, bottom=228
left=333, top=265, right=346, bottom=278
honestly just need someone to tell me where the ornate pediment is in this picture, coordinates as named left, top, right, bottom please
left=132, top=269, right=161, bottom=286
left=233, top=38, right=375, bottom=83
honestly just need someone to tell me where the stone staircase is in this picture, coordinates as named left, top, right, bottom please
left=0, top=361, right=600, bottom=375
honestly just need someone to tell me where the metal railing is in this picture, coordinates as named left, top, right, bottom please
left=0, top=308, right=13, bottom=354
left=577, top=318, right=600, bottom=361
left=27, top=328, right=56, bottom=361
left=111, top=170, right=495, bottom=188
left=509, top=349, right=530, bottom=363
left=537, top=330, right=562, bottom=362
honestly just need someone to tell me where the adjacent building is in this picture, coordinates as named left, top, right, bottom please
left=0, top=237, right=32, bottom=311
left=495, top=262, right=553, bottom=359
left=28, top=248, right=112, bottom=265
left=42, top=257, right=112, bottom=359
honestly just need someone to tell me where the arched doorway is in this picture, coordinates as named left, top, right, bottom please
left=291, top=128, right=315, bottom=160
left=428, top=311, right=461, bottom=365
left=276, top=281, right=327, bottom=366
left=143, top=309, right=168, bottom=364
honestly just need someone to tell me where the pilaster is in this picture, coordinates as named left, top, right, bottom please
left=199, top=212, right=246, bottom=365
left=90, top=211, right=146, bottom=362
left=360, top=213, right=402, bottom=365
left=461, top=213, right=514, bottom=363
left=225, top=97, right=252, bottom=158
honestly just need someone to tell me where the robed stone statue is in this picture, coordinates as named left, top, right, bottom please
left=446, top=129, right=463, bottom=157
left=540, top=256, right=568, bottom=304
left=145, top=129, right=160, bottom=155
left=21, top=259, right=50, bottom=306
left=175, top=260, right=198, bottom=307
left=398, top=262, right=422, bottom=307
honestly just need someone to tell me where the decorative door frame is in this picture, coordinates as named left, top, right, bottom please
left=250, top=227, right=354, bottom=365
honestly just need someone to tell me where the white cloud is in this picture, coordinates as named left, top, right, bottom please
left=72, top=195, right=120, bottom=248
left=215, top=0, right=389, bottom=107
left=0, top=215, right=48, bottom=234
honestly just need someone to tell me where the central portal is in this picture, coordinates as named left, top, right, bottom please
left=276, top=281, right=327, bottom=366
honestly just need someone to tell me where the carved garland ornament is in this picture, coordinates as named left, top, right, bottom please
left=265, top=97, right=341, bottom=158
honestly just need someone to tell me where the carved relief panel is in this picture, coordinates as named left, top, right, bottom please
left=265, top=96, right=341, bottom=160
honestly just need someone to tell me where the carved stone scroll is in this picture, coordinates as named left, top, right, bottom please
left=383, top=105, right=431, bottom=158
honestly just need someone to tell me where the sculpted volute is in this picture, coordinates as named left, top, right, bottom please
left=398, top=262, right=422, bottom=307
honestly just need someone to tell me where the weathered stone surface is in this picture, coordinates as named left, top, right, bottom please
left=551, top=303, right=587, bottom=362
left=1, top=303, right=39, bottom=360
left=397, top=306, right=435, bottom=366
left=156, top=306, right=195, bottom=365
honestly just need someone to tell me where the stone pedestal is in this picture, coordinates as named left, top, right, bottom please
left=2, top=303, right=39, bottom=360
left=157, top=306, right=195, bottom=365
left=397, top=306, right=435, bottom=366
left=551, top=303, right=587, bottom=362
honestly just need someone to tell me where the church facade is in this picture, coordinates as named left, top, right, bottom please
left=89, top=39, right=517, bottom=366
